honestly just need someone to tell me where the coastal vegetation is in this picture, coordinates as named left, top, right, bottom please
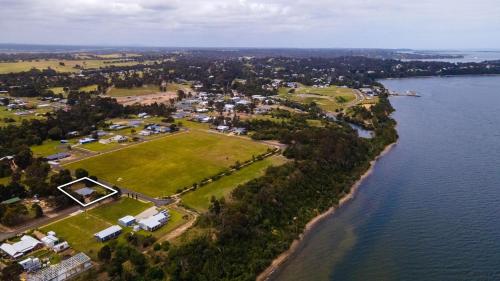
left=161, top=94, right=397, bottom=281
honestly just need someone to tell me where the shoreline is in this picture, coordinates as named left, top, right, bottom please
left=256, top=141, right=397, bottom=281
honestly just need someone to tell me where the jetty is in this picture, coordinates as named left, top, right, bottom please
left=389, top=90, right=421, bottom=97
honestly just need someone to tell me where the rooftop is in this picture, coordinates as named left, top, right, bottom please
left=94, top=225, right=122, bottom=239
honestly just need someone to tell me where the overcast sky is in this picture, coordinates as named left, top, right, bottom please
left=1, top=0, right=499, bottom=49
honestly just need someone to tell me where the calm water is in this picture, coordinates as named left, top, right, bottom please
left=271, top=75, right=500, bottom=281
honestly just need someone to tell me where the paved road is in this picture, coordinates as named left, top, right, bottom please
left=0, top=205, right=81, bottom=241
left=98, top=178, right=173, bottom=206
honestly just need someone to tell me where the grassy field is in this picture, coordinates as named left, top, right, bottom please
left=79, top=141, right=124, bottom=152
left=107, top=84, right=161, bottom=97
left=31, top=140, right=73, bottom=157
left=182, top=155, right=287, bottom=212
left=279, top=85, right=356, bottom=112
left=107, top=83, right=189, bottom=97
left=40, top=198, right=152, bottom=258
left=0, top=59, right=143, bottom=74
left=65, top=130, right=270, bottom=197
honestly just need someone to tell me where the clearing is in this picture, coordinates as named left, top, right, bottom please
left=65, top=130, right=271, bottom=197
left=182, top=155, right=288, bottom=212
left=279, top=84, right=357, bottom=112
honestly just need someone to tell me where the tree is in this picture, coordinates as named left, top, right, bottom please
left=48, top=127, right=63, bottom=140
left=14, top=147, right=33, bottom=170
left=32, top=203, right=43, bottom=218
left=75, top=168, right=89, bottom=179
left=1, top=263, right=23, bottom=281
left=215, top=101, right=225, bottom=115
left=98, top=245, right=112, bottom=261
left=176, top=90, right=186, bottom=100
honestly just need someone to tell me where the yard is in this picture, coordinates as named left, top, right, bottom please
left=39, top=198, right=153, bottom=258
left=182, top=155, right=288, bottom=212
left=65, top=130, right=271, bottom=197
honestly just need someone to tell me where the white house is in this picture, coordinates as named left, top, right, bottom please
left=138, top=211, right=169, bottom=232
left=0, top=235, right=42, bottom=259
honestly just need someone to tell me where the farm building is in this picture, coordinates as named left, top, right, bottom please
left=0, top=235, right=42, bottom=259
left=27, top=252, right=92, bottom=281
left=94, top=225, right=122, bottom=242
left=118, top=215, right=136, bottom=227
left=45, top=152, right=71, bottom=161
left=138, top=211, right=169, bottom=232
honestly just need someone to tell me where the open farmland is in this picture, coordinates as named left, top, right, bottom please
left=107, top=83, right=190, bottom=97
left=0, top=59, right=145, bottom=74
left=39, top=198, right=152, bottom=257
left=182, top=155, right=287, bottom=212
left=279, top=85, right=357, bottom=112
left=65, top=130, right=271, bottom=197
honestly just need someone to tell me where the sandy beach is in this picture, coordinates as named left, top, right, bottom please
left=256, top=142, right=397, bottom=281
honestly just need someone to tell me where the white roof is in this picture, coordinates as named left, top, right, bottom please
left=139, top=217, right=161, bottom=229
left=139, top=212, right=167, bottom=229
left=0, top=235, right=41, bottom=258
left=118, top=215, right=135, bottom=224
left=41, top=235, right=59, bottom=244
left=94, top=225, right=122, bottom=239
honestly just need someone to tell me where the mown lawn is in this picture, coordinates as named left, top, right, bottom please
left=182, top=155, right=287, bottom=212
left=79, top=141, right=124, bottom=152
left=65, top=130, right=270, bottom=197
left=279, top=85, right=356, bottom=112
left=40, top=198, right=152, bottom=258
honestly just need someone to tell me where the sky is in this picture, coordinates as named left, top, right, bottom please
left=1, top=0, right=500, bottom=49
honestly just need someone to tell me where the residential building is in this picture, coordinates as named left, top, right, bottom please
left=138, top=211, right=169, bottom=232
left=0, top=235, right=42, bottom=259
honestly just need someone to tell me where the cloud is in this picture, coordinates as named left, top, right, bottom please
left=0, top=0, right=499, bottom=48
